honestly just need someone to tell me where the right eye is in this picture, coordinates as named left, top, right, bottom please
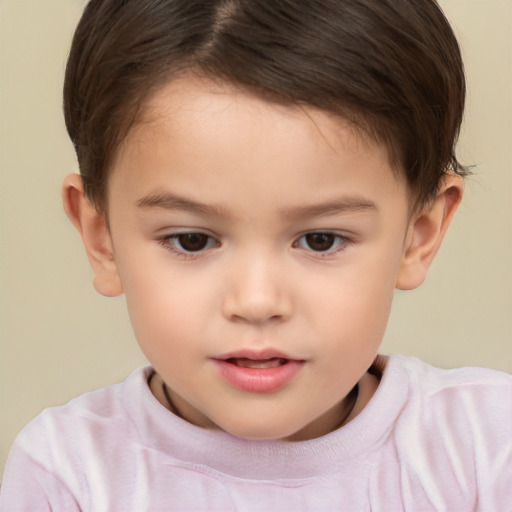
left=160, top=232, right=219, bottom=255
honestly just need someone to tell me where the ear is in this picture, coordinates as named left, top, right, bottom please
left=62, top=174, right=123, bottom=297
left=396, top=174, right=464, bottom=290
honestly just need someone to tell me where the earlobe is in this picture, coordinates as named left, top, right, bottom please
left=396, top=174, right=464, bottom=290
left=62, top=174, right=123, bottom=297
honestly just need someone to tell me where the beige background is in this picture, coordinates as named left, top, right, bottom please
left=0, top=0, right=511, bottom=476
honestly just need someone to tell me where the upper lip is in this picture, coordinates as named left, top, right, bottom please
left=213, top=348, right=305, bottom=362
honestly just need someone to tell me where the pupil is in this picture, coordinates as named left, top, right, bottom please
left=178, top=233, right=208, bottom=251
left=306, top=233, right=334, bottom=251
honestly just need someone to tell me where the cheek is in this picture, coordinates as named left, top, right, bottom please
left=315, top=284, right=393, bottom=350
left=119, top=261, right=207, bottom=352
left=313, top=257, right=397, bottom=314
left=305, top=248, right=401, bottom=345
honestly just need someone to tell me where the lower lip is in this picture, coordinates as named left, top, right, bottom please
left=213, top=360, right=304, bottom=393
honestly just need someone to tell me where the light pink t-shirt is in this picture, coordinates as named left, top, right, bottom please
left=1, top=354, right=511, bottom=511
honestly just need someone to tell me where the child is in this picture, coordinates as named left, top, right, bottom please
left=1, top=0, right=511, bottom=510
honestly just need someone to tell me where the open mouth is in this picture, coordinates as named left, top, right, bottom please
left=225, top=357, right=288, bottom=369
left=213, top=351, right=304, bottom=393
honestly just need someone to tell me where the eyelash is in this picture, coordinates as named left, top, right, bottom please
left=158, top=231, right=351, bottom=260
left=158, top=232, right=219, bottom=259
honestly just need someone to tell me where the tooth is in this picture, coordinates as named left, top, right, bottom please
left=230, top=358, right=287, bottom=369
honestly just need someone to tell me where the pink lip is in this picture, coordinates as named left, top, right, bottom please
left=212, top=349, right=305, bottom=393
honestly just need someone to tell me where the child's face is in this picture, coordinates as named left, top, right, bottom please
left=103, top=77, right=413, bottom=440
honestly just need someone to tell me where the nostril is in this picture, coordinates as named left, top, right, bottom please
left=227, top=310, right=288, bottom=325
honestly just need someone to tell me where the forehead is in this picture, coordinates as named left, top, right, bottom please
left=108, top=76, right=406, bottom=215
left=136, top=77, right=365, bottom=149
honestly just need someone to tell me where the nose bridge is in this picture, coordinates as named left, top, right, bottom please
left=222, top=248, right=291, bottom=323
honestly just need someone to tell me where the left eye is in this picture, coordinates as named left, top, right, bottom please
left=294, top=232, right=346, bottom=252
left=165, top=233, right=217, bottom=253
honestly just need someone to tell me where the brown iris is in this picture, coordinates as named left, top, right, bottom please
left=177, top=233, right=210, bottom=252
left=305, top=233, right=336, bottom=251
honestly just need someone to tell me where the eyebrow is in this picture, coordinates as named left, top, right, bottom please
left=137, top=192, right=231, bottom=218
left=137, top=191, right=377, bottom=219
left=281, top=197, right=378, bottom=219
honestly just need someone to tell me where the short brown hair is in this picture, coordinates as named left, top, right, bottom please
left=64, top=0, right=468, bottom=212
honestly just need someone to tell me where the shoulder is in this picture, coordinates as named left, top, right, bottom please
left=1, top=366, right=154, bottom=509
left=390, top=354, right=511, bottom=406
left=382, top=355, right=512, bottom=507
left=386, top=354, right=511, bottom=427
left=25, top=367, right=148, bottom=427
left=375, top=354, right=512, bottom=451
left=7, top=366, right=153, bottom=473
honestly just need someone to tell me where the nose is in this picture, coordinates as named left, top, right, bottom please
left=221, top=254, right=293, bottom=324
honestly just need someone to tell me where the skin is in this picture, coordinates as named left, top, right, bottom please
left=63, top=76, right=463, bottom=441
